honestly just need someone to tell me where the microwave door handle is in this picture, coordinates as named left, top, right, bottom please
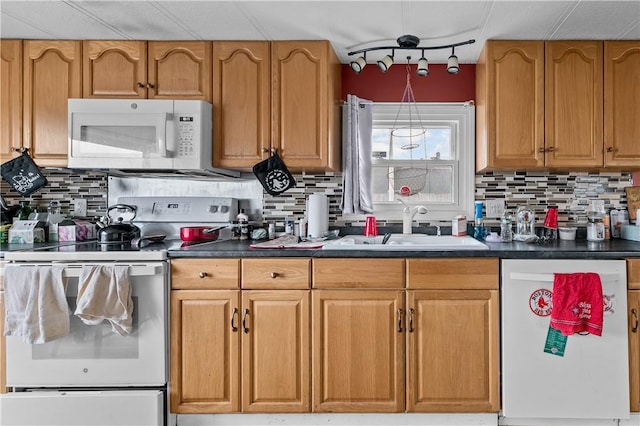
left=157, top=114, right=170, bottom=158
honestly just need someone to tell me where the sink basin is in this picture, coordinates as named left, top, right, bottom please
left=322, top=234, right=489, bottom=251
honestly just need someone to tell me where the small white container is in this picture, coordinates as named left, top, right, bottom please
left=558, top=227, right=577, bottom=241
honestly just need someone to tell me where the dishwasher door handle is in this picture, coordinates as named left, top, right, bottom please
left=509, top=272, right=620, bottom=283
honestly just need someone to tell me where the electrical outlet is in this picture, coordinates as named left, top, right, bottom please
left=73, top=199, right=87, bottom=217
left=486, top=199, right=505, bottom=218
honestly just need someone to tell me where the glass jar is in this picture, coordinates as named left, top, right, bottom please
left=586, top=212, right=605, bottom=242
left=500, top=210, right=512, bottom=242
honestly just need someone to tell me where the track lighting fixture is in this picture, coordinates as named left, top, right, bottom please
left=416, top=50, right=429, bottom=77
left=347, top=35, right=474, bottom=76
left=447, top=47, right=460, bottom=74
left=350, top=52, right=367, bottom=74
left=377, top=50, right=394, bottom=72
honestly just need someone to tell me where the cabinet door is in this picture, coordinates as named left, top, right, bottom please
left=149, top=41, right=212, bottom=101
left=23, top=40, right=81, bottom=167
left=407, top=289, right=500, bottom=412
left=241, top=290, right=310, bottom=412
left=1, top=40, right=22, bottom=161
left=272, top=41, right=341, bottom=171
left=604, top=41, right=640, bottom=168
left=83, top=40, right=147, bottom=98
left=312, top=290, right=405, bottom=412
left=476, top=41, right=544, bottom=171
left=545, top=41, right=603, bottom=168
left=170, top=290, right=240, bottom=413
left=630, top=290, right=640, bottom=412
left=212, top=41, right=270, bottom=168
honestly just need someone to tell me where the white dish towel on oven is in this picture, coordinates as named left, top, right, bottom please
left=74, top=265, right=133, bottom=335
left=4, top=264, right=70, bottom=344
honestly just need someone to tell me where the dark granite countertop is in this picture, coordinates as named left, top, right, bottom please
left=166, top=237, right=640, bottom=260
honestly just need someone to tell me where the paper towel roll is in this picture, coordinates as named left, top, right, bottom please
left=307, top=194, right=329, bottom=239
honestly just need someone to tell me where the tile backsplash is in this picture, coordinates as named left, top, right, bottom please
left=1, top=170, right=634, bottom=230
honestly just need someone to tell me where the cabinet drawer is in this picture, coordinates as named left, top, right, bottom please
left=171, top=258, right=240, bottom=289
left=313, top=258, right=405, bottom=289
left=242, top=258, right=310, bottom=289
left=629, top=259, right=640, bottom=290
left=407, top=258, right=499, bottom=290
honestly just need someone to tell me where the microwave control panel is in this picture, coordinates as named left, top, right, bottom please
left=177, top=116, right=196, bottom=157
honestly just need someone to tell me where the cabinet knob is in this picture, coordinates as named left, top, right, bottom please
left=136, top=82, right=145, bottom=89
left=607, top=147, right=614, bottom=153
left=538, top=147, right=546, bottom=153
left=547, top=146, right=555, bottom=152
left=270, top=272, right=279, bottom=279
left=147, top=83, right=154, bottom=89
left=199, top=272, right=208, bottom=278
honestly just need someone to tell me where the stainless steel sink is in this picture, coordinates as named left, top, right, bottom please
left=321, top=234, right=489, bottom=251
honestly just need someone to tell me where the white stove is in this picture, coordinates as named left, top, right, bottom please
left=118, top=196, right=238, bottom=241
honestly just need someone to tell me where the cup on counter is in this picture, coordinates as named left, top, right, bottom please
left=364, top=215, right=378, bottom=237
left=559, top=227, right=577, bottom=241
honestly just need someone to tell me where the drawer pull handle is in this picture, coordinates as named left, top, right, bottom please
left=199, top=272, right=208, bottom=278
left=632, top=308, right=638, bottom=333
left=408, top=308, right=415, bottom=333
left=397, top=308, right=403, bottom=333
left=242, top=309, right=250, bottom=333
left=231, top=307, right=238, bottom=332
left=270, top=272, right=279, bottom=279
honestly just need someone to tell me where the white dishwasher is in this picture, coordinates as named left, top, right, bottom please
left=501, top=259, right=629, bottom=424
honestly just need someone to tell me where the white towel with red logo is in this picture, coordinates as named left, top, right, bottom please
left=74, top=265, right=133, bottom=335
left=550, top=272, right=604, bottom=336
left=4, top=264, right=69, bottom=344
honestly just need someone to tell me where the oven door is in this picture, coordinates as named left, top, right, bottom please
left=5, top=262, right=167, bottom=388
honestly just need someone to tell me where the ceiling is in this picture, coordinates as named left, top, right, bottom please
left=1, top=0, right=639, bottom=64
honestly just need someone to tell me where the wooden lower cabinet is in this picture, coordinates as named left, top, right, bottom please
left=312, top=289, right=406, bottom=412
left=170, top=258, right=311, bottom=414
left=629, top=290, right=640, bottom=412
left=170, top=288, right=310, bottom=413
left=406, top=289, right=500, bottom=412
left=628, top=259, right=640, bottom=412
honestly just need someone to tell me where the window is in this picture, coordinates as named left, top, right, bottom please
left=369, top=102, right=475, bottom=221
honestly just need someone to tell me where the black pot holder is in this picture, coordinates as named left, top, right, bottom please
left=1, top=149, right=48, bottom=196
left=252, top=152, right=296, bottom=196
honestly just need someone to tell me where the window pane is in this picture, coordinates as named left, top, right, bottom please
left=371, top=164, right=454, bottom=203
left=372, top=128, right=451, bottom=160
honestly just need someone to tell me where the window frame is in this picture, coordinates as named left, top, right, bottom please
left=362, top=102, right=476, bottom=222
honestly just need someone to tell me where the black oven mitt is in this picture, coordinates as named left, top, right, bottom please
left=1, top=149, right=48, bottom=196
left=252, top=151, right=296, bottom=196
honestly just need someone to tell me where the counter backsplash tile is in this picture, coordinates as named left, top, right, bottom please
left=1, top=170, right=633, bottom=232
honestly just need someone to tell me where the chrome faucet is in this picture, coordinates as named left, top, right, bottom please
left=399, top=199, right=427, bottom=234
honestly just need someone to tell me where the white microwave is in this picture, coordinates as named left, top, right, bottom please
left=67, top=99, right=239, bottom=178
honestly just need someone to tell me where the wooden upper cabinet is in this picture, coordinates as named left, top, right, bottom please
left=213, top=40, right=341, bottom=172
left=23, top=40, right=81, bottom=167
left=271, top=41, right=341, bottom=172
left=83, top=40, right=147, bottom=98
left=212, top=41, right=270, bottom=168
left=149, top=41, right=212, bottom=100
left=545, top=41, right=603, bottom=168
left=476, top=40, right=545, bottom=171
left=1, top=40, right=22, bottom=161
left=604, top=41, right=640, bottom=169
left=83, top=41, right=212, bottom=101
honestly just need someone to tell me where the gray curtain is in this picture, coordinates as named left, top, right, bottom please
left=341, top=94, right=373, bottom=215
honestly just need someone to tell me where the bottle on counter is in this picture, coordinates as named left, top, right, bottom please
left=473, top=201, right=486, bottom=241
left=500, top=209, right=512, bottom=242
left=47, top=201, right=64, bottom=242
left=236, top=209, right=249, bottom=240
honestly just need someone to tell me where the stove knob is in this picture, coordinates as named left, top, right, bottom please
left=208, top=205, right=219, bottom=213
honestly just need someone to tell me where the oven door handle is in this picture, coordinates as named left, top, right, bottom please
left=5, top=264, right=163, bottom=278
